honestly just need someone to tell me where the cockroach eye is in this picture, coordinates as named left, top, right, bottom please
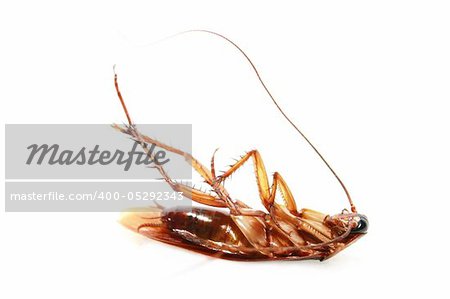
left=351, top=215, right=369, bottom=234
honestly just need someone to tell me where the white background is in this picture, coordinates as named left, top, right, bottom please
left=1, top=1, right=449, bottom=298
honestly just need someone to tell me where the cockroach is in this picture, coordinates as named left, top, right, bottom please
left=114, top=30, right=368, bottom=261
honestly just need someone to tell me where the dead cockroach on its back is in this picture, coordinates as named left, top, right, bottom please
left=115, top=30, right=368, bottom=261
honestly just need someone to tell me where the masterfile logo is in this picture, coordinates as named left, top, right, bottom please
left=4, top=124, right=192, bottom=212
left=5, top=124, right=191, bottom=179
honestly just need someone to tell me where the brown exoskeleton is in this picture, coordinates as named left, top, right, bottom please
left=116, top=30, right=368, bottom=261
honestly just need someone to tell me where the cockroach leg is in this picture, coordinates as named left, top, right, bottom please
left=167, top=180, right=227, bottom=208
left=113, top=70, right=246, bottom=213
left=210, top=148, right=220, bottom=180
left=236, top=208, right=267, bottom=218
left=132, top=129, right=228, bottom=208
left=114, top=124, right=215, bottom=184
left=216, top=150, right=298, bottom=213
left=270, top=172, right=298, bottom=212
left=113, top=69, right=217, bottom=185
left=116, top=124, right=242, bottom=211
left=300, top=208, right=328, bottom=223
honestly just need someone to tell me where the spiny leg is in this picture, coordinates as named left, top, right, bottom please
left=113, top=70, right=236, bottom=209
left=216, top=150, right=298, bottom=213
left=166, top=179, right=227, bottom=208
left=113, top=68, right=217, bottom=186
left=210, top=148, right=220, bottom=180
left=127, top=126, right=228, bottom=208
left=114, top=70, right=253, bottom=214
left=212, top=150, right=303, bottom=245
left=216, top=150, right=334, bottom=242
left=113, top=124, right=215, bottom=184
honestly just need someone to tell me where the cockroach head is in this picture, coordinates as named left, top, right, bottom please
left=350, top=214, right=369, bottom=234
left=326, top=213, right=369, bottom=235
left=317, top=212, right=368, bottom=261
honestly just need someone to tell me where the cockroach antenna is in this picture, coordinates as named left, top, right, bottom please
left=165, top=29, right=357, bottom=213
